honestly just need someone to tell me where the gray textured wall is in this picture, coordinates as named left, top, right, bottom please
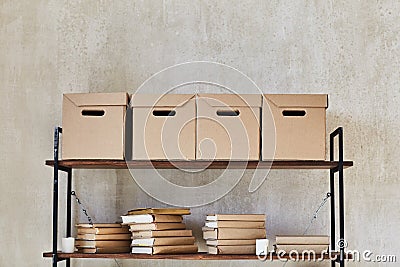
left=1, top=1, right=399, bottom=267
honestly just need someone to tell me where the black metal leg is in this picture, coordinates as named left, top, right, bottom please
left=330, top=127, right=336, bottom=267
left=52, top=127, right=70, bottom=266
left=339, top=172, right=344, bottom=267
left=338, top=129, right=345, bottom=267
left=66, top=168, right=72, bottom=267
left=330, top=127, right=345, bottom=267
left=330, top=170, right=335, bottom=267
left=52, top=127, right=61, bottom=267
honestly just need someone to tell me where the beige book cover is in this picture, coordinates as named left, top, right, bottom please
left=121, top=214, right=183, bottom=224
left=275, top=244, right=329, bottom=253
left=203, top=228, right=266, bottom=240
left=76, top=233, right=131, bottom=241
left=127, top=208, right=191, bottom=215
left=131, top=229, right=193, bottom=238
left=76, top=223, right=125, bottom=228
left=275, top=235, right=329, bottom=245
left=205, top=220, right=265, bottom=229
left=208, top=245, right=256, bottom=255
left=77, top=227, right=129, bottom=235
left=206, top=239, right=256, bottom=246
left=131, top=237, right=195, bottom=246
left=77, top=246, right=130, bottom=254
left=129, top=223, right=186, bottom=231
left=75, top=239, right=131, bottom=248
left=206, top=214, right=265, bottom=222
left=131, top=245, right=198, bottom=254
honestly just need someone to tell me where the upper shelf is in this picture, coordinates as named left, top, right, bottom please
left=45, top=160, right=353, bottom=170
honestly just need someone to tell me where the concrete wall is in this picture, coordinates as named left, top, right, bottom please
left=1, top=1, right=399, bottom=266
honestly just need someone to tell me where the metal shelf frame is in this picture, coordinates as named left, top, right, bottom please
left=47, top=126, right=351, bottom=267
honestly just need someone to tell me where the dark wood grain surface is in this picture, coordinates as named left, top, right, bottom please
left=43, top=251, right=350, bottom=260
left=45, top=160, right=353, bottom=170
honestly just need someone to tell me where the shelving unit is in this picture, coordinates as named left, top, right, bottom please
left=43, top=126, right=353, bottom=267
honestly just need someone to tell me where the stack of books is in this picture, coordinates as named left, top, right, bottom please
left=202, top=214, right=266, bottom=254
left=75, top=223, right=131, bottom=253
left=275, top=235, right=330, bottom=254
left=122, top=208, right=198, bottom=255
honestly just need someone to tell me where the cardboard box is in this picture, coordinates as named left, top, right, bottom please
left=197, top=94, right=261, bottom=160
left=130, top=94, right=196, bottom=160
left=62, top=92, right=129, bottom=159
left=262, top=94, right=328, bottom=160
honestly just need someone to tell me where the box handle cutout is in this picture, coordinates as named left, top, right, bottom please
left=216, top=110, right=240, bottom=116
left=282, top=110, right=306, bottom=117
left=153, top=110, right=176, bottom=116
left=81, top=110, right=105, bottom=117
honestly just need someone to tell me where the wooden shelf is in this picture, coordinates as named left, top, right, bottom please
left=45, top=160, right=353, bottom=170
left=43, top=251, right=351, bottom=261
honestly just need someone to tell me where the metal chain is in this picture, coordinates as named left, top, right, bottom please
left=71, top=191, right=93, bottom=226
left=281, top=192, right=331, bottom=267
left=71, top=192, right=121, bottom=265
left=303, top=192, right=331, bottom=235
left=71, top=192, right=122, bottom=265
left=70, top=189, right=330, bottom=266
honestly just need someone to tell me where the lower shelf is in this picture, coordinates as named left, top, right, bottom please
left=43, top=252, right=351, bottom=261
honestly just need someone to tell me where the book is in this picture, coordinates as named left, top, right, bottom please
left=77, top=246, right=131, bottom=254
left=208, top=245, right=256, bottom=255
left=206, top=239, right=256, bottom=246
left=76, top=223, right=124, bottom=228
left=129, top=223, right=186, bottom=231
left=131, top=229, right=193, bottom=238
left=206, top=214, right=265, bottom=222
left=275, top=235, right=330, bottom=245
left=76, top=233, right=131, bottom=241
left=127, top=208, right=191, bottom=216
left=131, top=237, right=195, bottom=246
left=275, top=244, right=329, bottom=254
left=131, top=245, right=198, bottom=254
left=205, top=220, right=265, bottom=229
left=121, top=214, right=183, bottom=224
left=202, top=226, right=214, bottom=231
left=77, top=227, right=129, bottom=235
left=203, top=228, right=266, bottom=240
left=75, top=240, right=131, bottom=248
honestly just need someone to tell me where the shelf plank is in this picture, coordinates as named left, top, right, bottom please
left=43, top=251, right=351, bottom=260
left=45, top=160, right=353, bottom=170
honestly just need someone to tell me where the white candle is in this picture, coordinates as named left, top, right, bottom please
left=61, top=237, right=75, bottom=253
left=256, top=239, right=269, bottom=255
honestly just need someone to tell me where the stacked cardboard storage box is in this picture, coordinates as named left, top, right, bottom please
left=130, top=94, right=196, bottom=160
left=196, top=94, right=262, bottom=160
left=62, top=92, right=129, bottom=159
left=62, top=93, right=328, bottom=161
left=262, top=94, right=328, bottom=160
